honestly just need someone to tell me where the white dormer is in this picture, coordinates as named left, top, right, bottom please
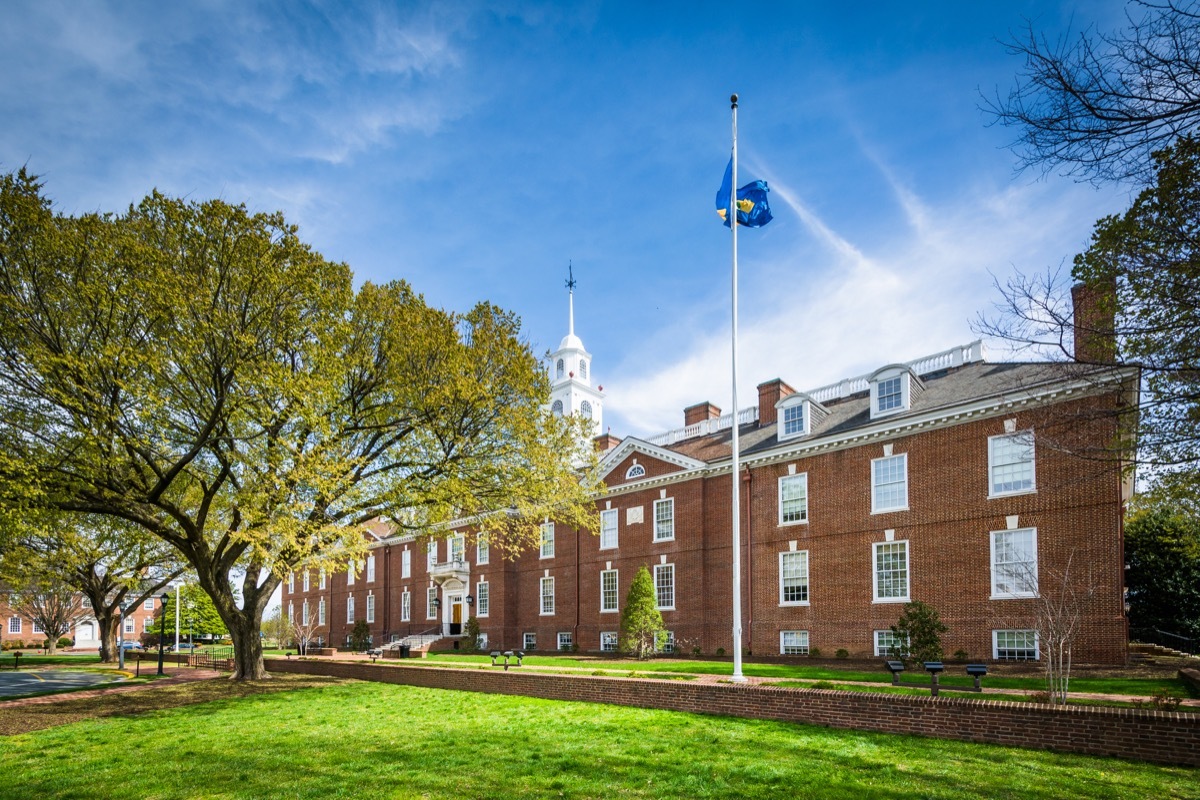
left=776, top=392, right=827, bottom=441
left=869, top=365, right=923, bottom=420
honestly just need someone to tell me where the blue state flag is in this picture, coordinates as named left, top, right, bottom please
left=715, top=157, right=773, bottom=228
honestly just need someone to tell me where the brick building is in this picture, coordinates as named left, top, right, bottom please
left=284, top=288, right=1135, bottom=664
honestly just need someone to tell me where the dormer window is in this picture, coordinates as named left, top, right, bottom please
left=869, top=367, right=921, bottom=419
left=556, top=359, right=564, bottom=379
left=776, top=393, right=824, bottom=442
left=579, top=360, right=588, bottom=380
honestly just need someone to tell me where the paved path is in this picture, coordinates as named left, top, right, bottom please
left=0, top=666, right=224, bottom=708
left=0, top=670, right=125, bottom=699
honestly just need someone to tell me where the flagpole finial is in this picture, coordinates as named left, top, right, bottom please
left=731, top=93, right=738, bottom=108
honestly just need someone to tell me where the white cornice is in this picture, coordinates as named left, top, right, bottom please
left=597, top=437, right=707, bottom=481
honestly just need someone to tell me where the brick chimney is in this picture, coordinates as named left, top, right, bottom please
left=757, top=379, right=795, bottom=426
left=1071, top=280, right=1117, bottom=364
left=683, top=401, right=722, bottom=427
left=593, top=433, right=622, bottom=453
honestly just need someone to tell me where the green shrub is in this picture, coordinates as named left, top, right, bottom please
left=809, top=647, right=822, bottom=657
left=57, top=637, right=73, bottom=648
left=889, top=600, right=948, bottom=666
left=715, top=647, right=725, bottom=657
left=835, top=648, right=849, bottom=659
left=461, top=616, right=482, bottom=653
left=811, top=680, right=835, bottom=689
left=953, top=649, right=970, bottom=662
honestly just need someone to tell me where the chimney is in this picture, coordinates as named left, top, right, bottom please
left=593, top=433, right=622, bottom=453
left=683, top=401, right=722, bottom=427
left=757, top=379, right=795, bottom=426
left=1071, top=280, right=1117, bottom=364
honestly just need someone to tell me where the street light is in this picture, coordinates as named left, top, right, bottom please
left=156, top=592, right=170, bottom=676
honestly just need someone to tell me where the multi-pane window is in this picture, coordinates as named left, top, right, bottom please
left=873, top=541, right=910, bottom=602
left=782, top=403, right=806, bottom=437
left=288, top=602, right=294, bottom=623
left=524, top=632, right=537, bottom=650
left=600, top=569, right=619, bottom=613
left=661, top=631, right=675, bottom=654
left=877, top=375, right=903, bottom=412
left=427, top=542, right=437, bottom=569
left=477, top=534, right=490, bottom=565
left=144, top=598, right=155, bottom=610
left=579, top=361, right=588, bottom=380
left=32, top=620, right=44, bottom=634
left=318, top=598, right=326, bottom=626
left=872, top=454, right=908, bottom=512
left=780, top=630, right=810, bottom=655
left=450, top=535, right=465, bottom=564
left=124, top=618, right=135, bottom=634
left=779, top=551, right=810, bottom=605
left=367, top=555, right=376, bottom=582
left=302, top=600, right=310, bottom=626
left=319, top=569, right=327, bottom=590
left=874, top=630, right=908, bottom=657
left=990, top=432, right=1036, bottom=496
left=600, top=631, right=618, bottom=652
left=81, top=597, right=91, bottom=609
left=401, top=591, right=411, bottom=622
left=347, top=595, right=355, bottom=624
left=402, top=550, right=411, bottom=578
left=7, top=617, right=20, bottom=634
left=580, top=401, right=593, bottom=419
left=994, top=629, right=1039, bottom=660
left=540, top=576, right=555, bottom=615
left=779, top=474, right=808, bottom=524
left=427, top=587, right=438, bottom=620
left=654, top=498, right=675, bottom=541
left=348, top=560, right=355, bottom=585
left=654, top=563, right=675, bottom=610
left=143, top=618, right=152, bottom=631
left=558, top=632, right=573, bottom=651
left=288, top=572, right=295, bottom=593
left=476, top=581, right=490, bottom=617
left=303, top=571, right=310, bottom=592
left=366, top=594, right=376, bottom=623
left=540, top=523, right=555, bottom=559
left=991, top=528, right=1038, bottom=598
left=600, top=509, right=619, bottom=549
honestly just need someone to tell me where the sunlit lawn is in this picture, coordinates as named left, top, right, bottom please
left=2, top=677, right=1196, bottom=799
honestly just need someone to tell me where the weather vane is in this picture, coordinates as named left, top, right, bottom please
left=565, top=261, right=576, bottom=291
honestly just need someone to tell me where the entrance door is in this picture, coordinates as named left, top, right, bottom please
left=449, top=596, right=463, bottom=635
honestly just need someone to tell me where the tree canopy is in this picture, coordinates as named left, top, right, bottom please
left=1126, top=501, right=1200, bottom=641
left=0, top=170, right=598, bottom=679
left=987, top=0, right=1200, bottom=184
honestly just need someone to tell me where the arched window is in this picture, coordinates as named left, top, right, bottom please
left=625, top=463, right=646, bottom=479
left=579, top=361, right=588, bottom=380
left=556, top=359, right=564, bottom=379
left=551, top=400, right=563, bottom=415
left=580, top=400, right=593, bottom=419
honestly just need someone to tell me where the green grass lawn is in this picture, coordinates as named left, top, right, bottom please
left=1, top=677, right=1195, bottom=799
left=421, top=652, right=1196, bottom=698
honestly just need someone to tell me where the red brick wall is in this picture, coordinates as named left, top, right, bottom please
left=264, top=659, right=1200, bottom=768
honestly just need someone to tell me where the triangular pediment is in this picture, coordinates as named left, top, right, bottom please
left=598, top=437, right=706, bottom=487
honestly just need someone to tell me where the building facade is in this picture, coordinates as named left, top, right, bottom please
left=284, top=292, right=1135, bottom=664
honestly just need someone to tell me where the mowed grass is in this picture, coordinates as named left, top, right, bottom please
left=2, top=677, right=1197, bottom=799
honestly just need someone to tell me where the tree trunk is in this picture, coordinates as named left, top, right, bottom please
left=97, top=612, right=117, bottom=663
left=229, top=616, right=269, bottom=680
left=45, top=639, right=57, bottom=655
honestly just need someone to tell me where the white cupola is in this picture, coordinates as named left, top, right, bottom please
left=548, top=265, right=604, bottom=438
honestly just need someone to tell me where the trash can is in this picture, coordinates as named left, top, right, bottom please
left=399, top=645, right=410, bottom=658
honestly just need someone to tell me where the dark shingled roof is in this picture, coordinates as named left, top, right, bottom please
left=661, top=361, right=1121, bottom=464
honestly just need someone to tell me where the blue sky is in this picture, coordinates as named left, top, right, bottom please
left=1, top=1, right=1135, bottom=436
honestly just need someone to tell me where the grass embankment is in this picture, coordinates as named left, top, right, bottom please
left=1, top=677, right=1196, bottom=799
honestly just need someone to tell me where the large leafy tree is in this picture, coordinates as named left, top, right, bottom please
left=1125, top=502, right=1200, bottom=641
left=619, top=566, right=665, bottom=660
left=986, top=0, right=1200, bottom=184
left=148, top=583, right=228, bottom=642
left=0, top=170, right=597, bottom=679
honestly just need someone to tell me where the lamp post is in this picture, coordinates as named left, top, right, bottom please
left=432, top=597, right=441, bottom=635
left=187, top=601, right=195, bottom=649
left=156, top=592, right=170, bottom=676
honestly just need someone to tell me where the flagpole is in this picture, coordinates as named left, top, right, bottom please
left=729, top=93, right=746, bottom=683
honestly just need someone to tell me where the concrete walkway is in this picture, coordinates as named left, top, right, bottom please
left=0, top=666, right=224, bottom=708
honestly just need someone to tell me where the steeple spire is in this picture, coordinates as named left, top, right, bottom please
left=566, top=261, right=576, bottom=337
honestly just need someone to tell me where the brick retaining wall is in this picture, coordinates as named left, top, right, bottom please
left=264, top=658, right=1200, bottom=767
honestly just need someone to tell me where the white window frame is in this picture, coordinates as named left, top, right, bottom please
left=653, top=498, right=675, bottom=542
left=870, top=372, right=910, bottom=418
left=778, top=398, right=808, bottom=440
left=989, top=431, right=1037, bottom=497
left=540, top=576, right=555, bottom=615
left=600, top=631, right=618, bottom=652
left=124, top=618, right=135, bottom=634
left=476, top=581, right=490, bottom=617
left=347, top=560, right=355, bottom=586
left=367, top=555, right=376, bottom=582
left=778, top=473, right=809, bottom=525
left=449, top=535, right=465, bottom=564
left=477, top=534, right=490, bottom=565
left=600, top=569, right=619, bottom=613
left=7, top=616, right=20, bottom=634
left=366, top=593, right=376, bottom=623
left=302, top=600, right=310, bottom=626
left=625, top=463, right=646, bottom=480
left=288, top=602, right=294, bottom=623
left=427, top=541, right=437, bottom=570
left=540, top=522, right=555, bottom=559
left=871, top=454, right=909, bottom=513
left=346, top=595, right=355, bottom=624
left=32, top=620, right=44, bottom=635
left=143, top=598, right=155, bottom=610
left=427, top=587, right=438, bottom=620
left=872, top=540, right=910, bottom=603
left=993, top=629, right=1040, bottom=661
left=319, top=569, right=327, bottom=590
left=779, top=550, right=810, bottom=606
left=318, top=598, right=326, bottom=626
left=661, top=631, right=675, bottom=654
left=990, top=528, right=1039, bottom=599
left=402, top=549, right=412, bottom=578
left=288, top=572, right=295, bottom=593
left=303, top=571, right=310, bottom=592
left=523, top=632, right=537, bottom=650
left=654, top=563, right=675, bottom=610
left=558, top=632, right=573, bottom=651
left=401, top=591, right=411, bottom=622
left=780, top=630, right=810, bottom=655
left=874, top=629, right=909, bottom=657
left=599, top=509, right=619, bottom=549
left=143, top=617, right=152, bottom=631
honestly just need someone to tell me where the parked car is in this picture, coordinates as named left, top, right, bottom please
left=119, top=641, right=143, bottom=650
left=170, top=643, right=198, bottom=652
